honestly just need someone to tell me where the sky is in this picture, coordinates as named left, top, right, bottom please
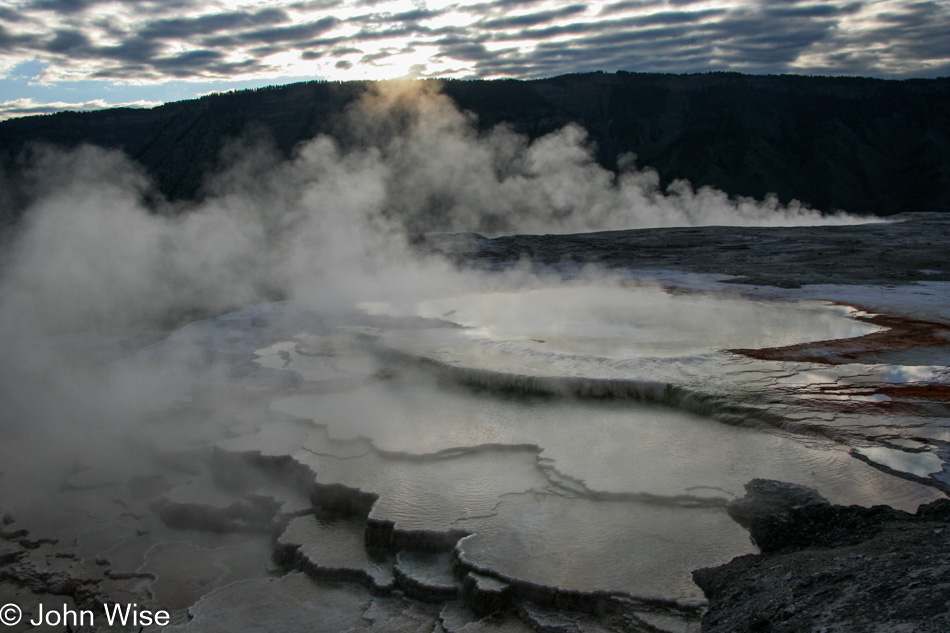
left=0, top=0, right=948, bottom=119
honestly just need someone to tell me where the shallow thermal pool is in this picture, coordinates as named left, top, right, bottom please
left=272, top=380, right=935, bottom=510
left=360, top=283, right=882, bottom=359
left=269, top=379, right=939, bottom=601
left=253, top=284, right=941, bottom=605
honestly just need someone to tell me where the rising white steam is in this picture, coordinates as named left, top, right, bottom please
left=339, top=81, right=862, bottom=235
left=1, top=78, right=875, bottom=371
left=0, top=80, right=864, bottom=339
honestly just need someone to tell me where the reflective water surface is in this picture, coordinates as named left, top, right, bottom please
left=250, top=285, right=942, bottom=608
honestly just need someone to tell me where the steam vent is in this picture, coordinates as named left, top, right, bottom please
left=1, top=214, right=949, bottom=632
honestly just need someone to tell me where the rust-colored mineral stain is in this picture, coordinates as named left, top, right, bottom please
left=779, top=383, right=950, bottom=416
left=729, top=308, right=950, bottom=365
left=876, top=383, right=950, bottom=401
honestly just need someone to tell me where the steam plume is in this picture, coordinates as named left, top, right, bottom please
left=0, top=80, right=865, bottom=439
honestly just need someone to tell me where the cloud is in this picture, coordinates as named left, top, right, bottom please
left=26, top=0, right=200, bottom=13
left=153, top=49, right=224, bottom=70
left=290, top=0, right=344, bottom=9
left=195, top=16, right=343, bottom=52
left=479, top=5, right=590, bottom=30
left=432, top=42, right=496, bottom=63
left=764, top=2, right=863, bottom=19
left=363, top=7, right=446, bottom=24
left=97, top=37, right=166, bottom=64
left=44, top=29, right=92, bottom=53
left=0, top=97, right=160, bottom=120
left=140, top=9, right=291, bottom=40
left=0, top=25, right=32, bottom=51
left=359, top=49, right=390, bottom=64
left=599, top=0, right=666, bottom=17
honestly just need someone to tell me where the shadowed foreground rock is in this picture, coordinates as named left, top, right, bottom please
left=694, top=480, right=950, bottom=633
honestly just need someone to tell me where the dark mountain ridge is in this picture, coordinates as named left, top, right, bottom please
left=1, top=72, right=948, bottom=224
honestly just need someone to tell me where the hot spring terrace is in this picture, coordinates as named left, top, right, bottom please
left=1, top=215, right=948, bottom=632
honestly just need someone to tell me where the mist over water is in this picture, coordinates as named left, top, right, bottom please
left=1, top=81, right=867, bottom=339
left=0, top=80, right=929, bottom=626
left=0, top=81, right=871, bottom=434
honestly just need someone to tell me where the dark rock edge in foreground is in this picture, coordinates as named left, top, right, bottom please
left=694, top=479, right=950, bottom=633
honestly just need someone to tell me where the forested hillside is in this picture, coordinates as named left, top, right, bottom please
left=1, top=72, right=948, bottom=224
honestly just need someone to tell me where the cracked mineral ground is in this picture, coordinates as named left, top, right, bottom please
left=1, top=214, right=948, bottom=632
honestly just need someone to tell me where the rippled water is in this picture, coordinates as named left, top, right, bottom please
left=250, top=284, right=941, bottom=606
left=273, top=381, right=935, bottom=510
left=455, top=495, right=754, bottom=602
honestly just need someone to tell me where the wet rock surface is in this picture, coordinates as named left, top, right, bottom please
left=725, top=479, right=830, bottom=532
left=694, top=484, right=950, bottom=633
left=428, top=213, right=950, bottom=289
